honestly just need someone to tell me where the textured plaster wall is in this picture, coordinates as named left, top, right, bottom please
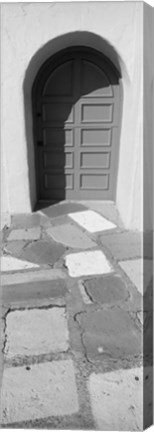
left=1, top=2, right=145, bottom=229
left=1, top=150, right=10, bottom=229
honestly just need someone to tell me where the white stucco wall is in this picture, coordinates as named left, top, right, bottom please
left=1, top=2, right=146, bottom=230
left=1, top=149, right=11, bottom=229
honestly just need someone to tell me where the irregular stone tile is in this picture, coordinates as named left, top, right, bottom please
left=5, top=307, right=69, bottom=358
left=11, top=213, right=41, bottom=229
left=88, top=367, right=150, bottom=430
left=79, top=201, right=123, bottom=227
left=65, top=250, right=113, bottom=277
left=1, top=268, right=67, bottom=286
left=41, top=202, right=87, bottom=218
left=1, top=256, right=39, bottom=272
left=7, top=227, right=41, bottom=241
left=46, top=223, right=96, bottom=249
left=2, top=280, right=67, bottom=306
left=85, top=274, right=128, bottom=304
left=78, top=308, right=141, bottom=361
left=119, top=259, right=153, bottom=295
left=69, top=210, right=116, bottom=233
left=1, top=360, right=79, bottom=424
left=100, top=231, right=142, bottom=259
left=4, top=240, right=27, bottom=257
left=46, top=214, right=70, bottom=227
left=20, top=239, right=65, bottom=265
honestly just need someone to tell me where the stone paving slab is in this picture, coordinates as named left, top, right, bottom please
left=79, top=201, right=124, bottom=227
left=40, top=202, right=87, bottom=219
left=1, top=360, right=79, bottom=424
left=99, top=231, right=142, bottom=260
left=5, top=307, right=69, bottom=358
left=46, top=214, right=70, bottom=228
left=65, top=250, right=113, bottom=277
left=84, top=274, right=129, bottom=305
left=88, top=366, right=152, bottom=430
left=19, top=239, right=66, bottom=265
left=78, top=308, right=141, bottom=362
left=11, top=213, right=41, bottom=229
left=1, top=256, right=40, bottom=272
left=2, top=280, right=67, bottom=306
left=119, top=258, right=153, bottom=295
left=4, top=240, right=27, bottom=257
left=69, top=210, right=116, bottom=233
left=1, top=268, right=67, bottom=286
left=7, top=227, right=41, bottom=241
left=46, top=223, right=96, bottom=249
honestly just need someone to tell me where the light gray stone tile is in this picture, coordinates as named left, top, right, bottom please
left=1, top=360, right=79, bottom=423
left=47, top=223, right=96, bottom=249
left=119, top=258, right=153, bottom=295
left=65, top=250, right=113, bottom=277
left=5, top=307, right=69, bottom=357
left=88, top=367, right=151, bottom=430
left=69, top=210, right=116, bottom=233
left=1, top=256, right=39, bottom=272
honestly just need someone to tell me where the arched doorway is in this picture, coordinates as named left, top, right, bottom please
left=32, top=47, right=122, bottom=203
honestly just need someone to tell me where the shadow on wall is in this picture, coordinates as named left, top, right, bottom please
left=23, top=31, right=124, bottom=209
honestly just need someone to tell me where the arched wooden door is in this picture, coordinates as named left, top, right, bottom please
left=33, top=47, right=122, bottom=202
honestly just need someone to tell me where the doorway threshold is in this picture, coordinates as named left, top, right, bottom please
left=35, top=200, right=123, bottom=228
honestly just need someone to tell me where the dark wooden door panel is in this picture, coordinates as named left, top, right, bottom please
left=43, top=61, right=74, bottom=97
left=33, top=48, right=122, bottom=201
left=81, top=59, right=113, bottom=98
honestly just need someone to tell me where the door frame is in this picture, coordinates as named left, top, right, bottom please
left=32, top=46, right=123, bottom=203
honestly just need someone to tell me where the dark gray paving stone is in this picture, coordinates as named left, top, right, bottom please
left=99, top=231, right=142, bottom=260
left=47, top=215, right=70, bottom=228
left=7, top=227, right=41, bottom=242
left=41, top=202, right=88, bottom=218
left=78, top=308, right=141, bottom=362
left=20, top=239, right=66, bottom=265
left=4, top=241, right=27, bottom=257
left=2, top=280, right=67, bottom=306
left=11, top=213, right=41, bottom=229
left=84, top=274, right=128, bottom=304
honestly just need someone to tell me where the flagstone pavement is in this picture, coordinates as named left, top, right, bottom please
left=0, top=201, right=153, bottom=430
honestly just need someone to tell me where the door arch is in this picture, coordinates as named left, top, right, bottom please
left=32, top=46, right=122, bottom=202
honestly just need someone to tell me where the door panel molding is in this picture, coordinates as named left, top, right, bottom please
left=32, top=46, right=122, bottom=201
